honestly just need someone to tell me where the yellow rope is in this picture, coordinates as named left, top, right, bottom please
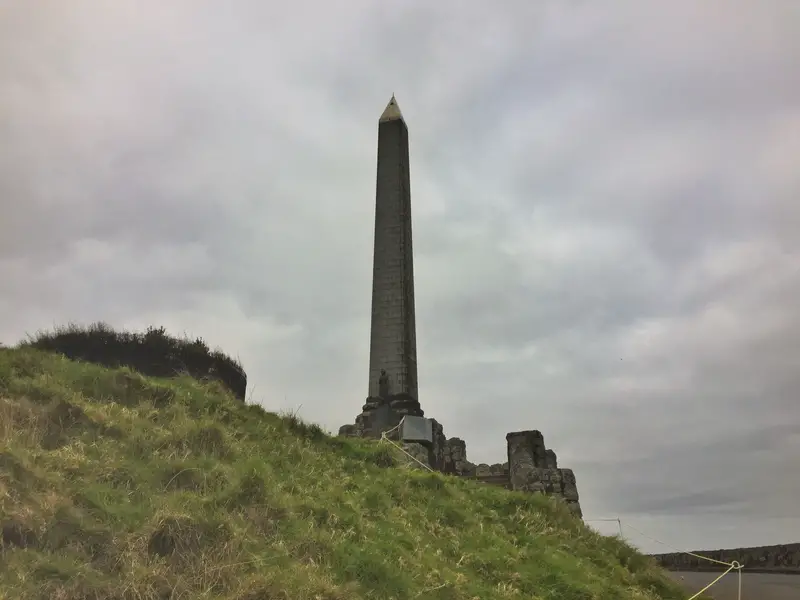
left=619, top=521, right=744, bottom=600
left=379, top=427, right=435, bottom=472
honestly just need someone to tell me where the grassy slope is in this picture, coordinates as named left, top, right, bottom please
left=0, top=348, right=691, bottom=600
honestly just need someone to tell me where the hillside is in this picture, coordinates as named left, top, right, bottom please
left=0, top=347, right=690, bottom=599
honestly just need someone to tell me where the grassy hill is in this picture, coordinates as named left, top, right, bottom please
left=0, top=346, right=691, bottom=599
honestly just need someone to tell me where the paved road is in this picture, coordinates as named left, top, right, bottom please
left=669, top=571, right=800, bottom=600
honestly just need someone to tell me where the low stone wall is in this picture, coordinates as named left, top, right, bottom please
left=653, top=543, right=800, bottom=573
left=442, top=437, right=508, bottom=478
left=466, top=474, right=510, bottom=489
left=439, top=431, right=581, bottom=517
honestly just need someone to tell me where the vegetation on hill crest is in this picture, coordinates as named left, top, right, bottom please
left=0, top=344, right=691, bottom=599
left=21, top=322, right=247, bottom=400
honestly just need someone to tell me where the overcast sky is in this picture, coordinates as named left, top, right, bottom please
left=2, top=1, right=798, bottom=555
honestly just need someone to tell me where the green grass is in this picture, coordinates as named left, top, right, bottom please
left=0, top=347, right=692, bottom=599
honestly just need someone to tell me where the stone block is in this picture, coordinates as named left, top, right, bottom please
left=560, top=468, right=580, bottom=501
left=338, top=424, right=359, bottom=437
left=509, top=466, right=561, bottom=495
left=562, top=485, right=580, bottom=502
left=429, top=419, right=447, bottom=471
left=475, top=463, right=491, bottom=476
left=443, top=437, right=476, bottom=475
left=400, top=442, right=431, bottom=470
left=400, top=415, right=433, bottom=444
left=506, top=463, right=583, bottom=518
left=488, top=463, right=505, bottom=476
left=566, top=502, right=583, bottom=518
left=506, top=430, right=547, bottom=472
left=371, top=403, right=401, bottom=437
left=545, top=449, right=558, bottom=469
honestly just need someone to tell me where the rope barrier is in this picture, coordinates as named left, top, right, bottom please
left=587, top=518, right=744, bottom=600
left=622, top=522, right=736, bottom=569
left=683, top=562, right=742, bottom=600
left=379, top=425, right=435, bottom=472
left=585, top=517, right=623, bottom=537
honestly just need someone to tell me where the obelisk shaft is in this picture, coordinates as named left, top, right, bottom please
left=367, top=96, right=420, bottom=412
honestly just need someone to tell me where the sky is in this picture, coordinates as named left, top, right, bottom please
left=1, top=0, right=798, bottom=555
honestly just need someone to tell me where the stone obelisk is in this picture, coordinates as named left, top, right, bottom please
left=351, top=95, right=423, bottom=436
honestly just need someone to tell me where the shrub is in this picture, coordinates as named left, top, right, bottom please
left=21, top=322, right=247, bottom=401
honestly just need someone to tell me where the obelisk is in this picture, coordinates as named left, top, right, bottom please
left=355, top=95, right=423, bottom=436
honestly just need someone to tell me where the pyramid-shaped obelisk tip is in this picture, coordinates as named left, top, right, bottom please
left=379, top=94, right=405, bottom=124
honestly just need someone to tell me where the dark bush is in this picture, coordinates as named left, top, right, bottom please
left=21, top=322, right=247, bottom=401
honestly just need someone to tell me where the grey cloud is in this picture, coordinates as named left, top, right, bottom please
left=585, top=422, right=800, bottom=518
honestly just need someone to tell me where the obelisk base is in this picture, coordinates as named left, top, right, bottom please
left=338, top=394, right=424, bottom=439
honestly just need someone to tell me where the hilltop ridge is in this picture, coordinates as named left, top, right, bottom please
left=0, top=346, right=689, bottom=599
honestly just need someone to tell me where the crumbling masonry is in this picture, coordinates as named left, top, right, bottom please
left=338, top=97, right=582, bottom=518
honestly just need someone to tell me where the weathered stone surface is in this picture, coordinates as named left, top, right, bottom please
left=344, top=394, right=410, bottom=441
left=338, top=424, right=359, bottom=437
left=566, top=501, right=583, bottom=518
left=470, top=473, right=511, bottom=489
left=400, top=442, right=431, bottom=470
left=370, top=403, right=402, bottom=438
left=505, top=431, right=582, bottom=517
left=400, top=415, right=433, bottom=443
left=475, top=463, right=491, bottom=477
left=388, top=393, right=424, bottom=417
left=506, top=430, right=548, bottom=472
left=442, top=437, right=461, bottom=473
left=443, top=437, right=476, bottom=476
left=490, top=463, right=505, bottom=475
left=429, top=419, right=447, bottom=471
left=561, top=468, right=580, bottom=502
left=507, top=465, right=582, bottom=517
left=475, top=463, right=507, bottom=476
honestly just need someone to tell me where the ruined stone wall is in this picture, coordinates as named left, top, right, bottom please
left=397, top=419, right=447, bottom=471
left=439, top=432, right=581, bottom=517
left=340, top=417, right=582, bottom=518
left=442, top=438, right=506, bottom=477
left=399, top=442, right=431, bottom=470
left=506, top=431, right=582, bottom=517
left=442, top=438, right=472, bottom=475
left=429, top=419, right=446, bottom=471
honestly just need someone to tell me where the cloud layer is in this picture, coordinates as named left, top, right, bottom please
left=2, top=0, right=798, bottom=553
